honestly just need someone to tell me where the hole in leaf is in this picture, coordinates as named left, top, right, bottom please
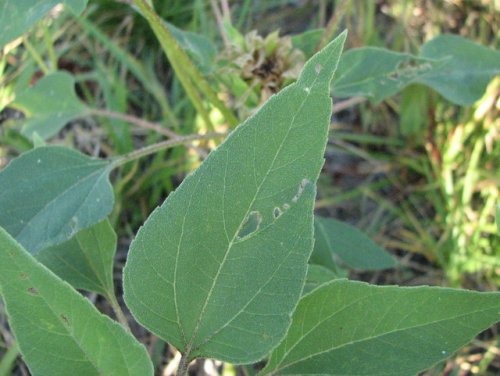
left=292, top=179, right=311, bottom=203
left=273, top=207, right=282, bottom=219
left=237, top=211, right=262, bottom=239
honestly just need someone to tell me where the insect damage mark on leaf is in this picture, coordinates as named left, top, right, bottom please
left=123, top=31, right=348, bottom=364
left=237, top=178, right=313, bottom=239
left=292, top=178, right=311, bottom=203
left=27, top=287, right=39, bottom=295
left=237, top=211, right=262, bottom=239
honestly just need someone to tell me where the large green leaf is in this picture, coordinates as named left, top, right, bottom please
left=261, top=280, right=500, bottom=375
left=0, top=227, right=153, bottom=376
left=36, top=219, right=116, bottom=297
left=0, top=0, right=87, bottom=49
left=311, top=216, right=396, bottom=271
left=0, top=146, right=113, bottom=254
left=332, top=35, right=500, bottom=105
left=123, top=32, right=348, bottom=364
left=11, top=72, right=89, bottom=140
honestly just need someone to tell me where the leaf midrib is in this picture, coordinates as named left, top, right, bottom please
left=181, top=75, right=321, bottom=356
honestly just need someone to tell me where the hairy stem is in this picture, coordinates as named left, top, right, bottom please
left=89, top=108, right=178, bottom=138
left=111, top=132, right=227, bottom=167
left=176, top=352, right=190, bottom=376
left=107, top=294, right=131, bottom=332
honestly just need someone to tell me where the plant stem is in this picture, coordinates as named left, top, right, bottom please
left=176, top=352, right=190, bottom=376
left=23, top=37, right=49, bottom=74
left=131, top=0, right=239, bottom=127
left=0, top=342, right=19, bottom=376
left=111, top=132, right=227, bottom=167
left=210, top=0, right=230, bottom=47
left=332, top=96, right=366, bottom=113
left=107, top=293, right=131, bottom=332
left=89, top=108, right=178, bottom=138
left=317, top=0, right=352, bottom=50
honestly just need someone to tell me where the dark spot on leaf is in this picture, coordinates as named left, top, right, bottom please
left=237, top=211, right=262, bottom=239
left=27, top=287, right=38, bottom=295
left=60, top=314, right=70, bottom=327
left=19, top=273, right=28, bottom=280
left=273, top=207, right=282, bottom=219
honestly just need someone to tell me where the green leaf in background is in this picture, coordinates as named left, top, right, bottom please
left=165, top=21, right=217, bottom=74
left=303, top=265, right=344, bottom=295
left=332, top=35, right=500, bottom=105
left=261, top=280, right=500, bottom=375
left=311, top=216, right=396, bottom=271
left=416, top=34, right=500, bottom=106
left=36, top=219, right=116, bottom=297
left=332, top=47, right=442, bottom=102
left=0, top=146, right=113, bottom=254
left=0, top=0, right=88, bottom=49
left=291, top=29, right=324, bottom=58
left=11, top=72, right=89, bottom=139
left=0, top=227, right=153, bottom=376
left=123, top=32, right=348, bottom=364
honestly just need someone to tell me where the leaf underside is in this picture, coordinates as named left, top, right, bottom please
left=123, top=32, right=348, bottom=364
left=0, top=145, right=113, bottom=254
left=0, top=227, right=153, bottom=376
left=261, top=280, right=500, bottom=375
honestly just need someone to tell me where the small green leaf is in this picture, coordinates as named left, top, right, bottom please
left=291, top=29, right=324, bottom=58
left=36, top=219, right=116, bottom=297
left=303, top=265, right=344, bottom=294
left=416, top=34, right=500, bottom=105
left=0, top=226, right=153, bottom=376
left=123, top=32, right=348, bottom=364
left=0, top=1, right=88, bottom=49
left=165, top=22, right=217, bottom=73
left=312, top=216, right=396, bottom=271
left=12, top=72, right=89, bottom=139
left=261, top=280, right=500, bottom=375
left=0, top=146, right=113, bottom=254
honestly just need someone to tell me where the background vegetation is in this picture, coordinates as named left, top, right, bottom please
left=0, top=0, right=498, bottom=375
